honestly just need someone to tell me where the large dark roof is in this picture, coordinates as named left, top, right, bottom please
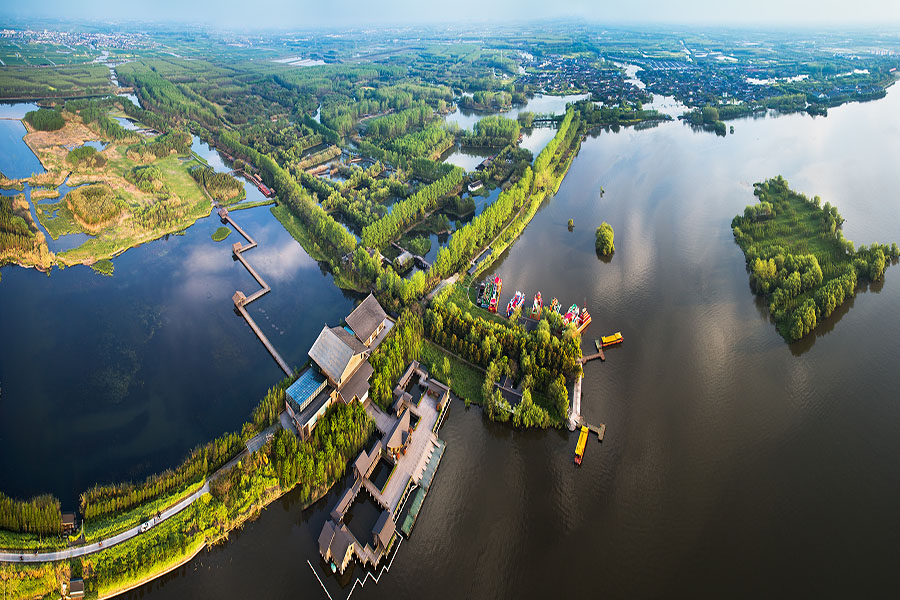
left=308, top=326, right=366, bottom=383
left=346, top=294, right=387, bottom=343
left=339, top=360, right=373, bottom=403
left=318, top=520, right=336, bottom=557
left=331, top=524, right=355, bottom=562
left=294, top=386, right=333, bottom=428
left=386, top=409, right=411, bottom=450
left=373, top=510, right=395, bottom=549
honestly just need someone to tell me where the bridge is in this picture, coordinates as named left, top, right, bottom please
left=390, top=241, right=432, bottom=270
left=220, top=207, right=292, bottom=376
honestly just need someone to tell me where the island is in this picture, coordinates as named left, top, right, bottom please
left=732, top=176, right=899, bottom=341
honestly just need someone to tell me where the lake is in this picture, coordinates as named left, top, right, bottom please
left=131, top=86, right=900, bottom=599
left=0, top=118, right=358, bottom=505
left=3, top=82, right=900, bottom=598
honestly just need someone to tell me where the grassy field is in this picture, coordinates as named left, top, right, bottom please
left=19, top=115, right=213, bottom=267
left=229, top=198, right=276, bottom=211
left=35, top=199, right=82, bottom=240
left=446, top=278, right=512, bottom=326
left=421, top=340, right=485, bottom=405
left=0, top=529, right=67, bottom=552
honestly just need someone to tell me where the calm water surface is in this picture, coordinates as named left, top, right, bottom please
left=3, top=85, right=900, bottom=597
left=135, top=88, right=900, bottom=599
left=0, top=125, right=357, bottom=505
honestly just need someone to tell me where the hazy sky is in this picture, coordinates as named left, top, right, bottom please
left=3, top=0, right=900, bottom=30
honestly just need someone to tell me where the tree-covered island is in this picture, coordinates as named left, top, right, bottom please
left=732, top=176, right=898, bottom=341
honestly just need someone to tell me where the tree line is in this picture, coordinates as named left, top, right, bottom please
left=460, top=115, right=521, bottom=148
left=368, top=310, right=425, bottom=410
left=361, top=167, right=464, bottom=248
left=0, top=492, right=61, bottom=535
left=24, top=108, right=64, bottom=131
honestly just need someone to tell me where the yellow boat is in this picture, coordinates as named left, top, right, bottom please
left=574, top=426, right=589, bottom=465
left=600, top=332, right=624, bottom=347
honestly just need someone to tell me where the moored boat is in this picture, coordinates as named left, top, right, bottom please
left=600, top=331, right=624, bottom=347
left=550, top=298, right=560, bottom=314
left=531, top=291, right=543, bottom=318
left=563, top=304, right=578, bottom=325
left=575, top=425, right=589, bottom=465
left=507, top=291, right=525, bottom=318
left=576, top=307, right=592, bottom=333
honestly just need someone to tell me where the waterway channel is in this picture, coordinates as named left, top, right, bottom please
left=130, top=86, right=900, bottom=599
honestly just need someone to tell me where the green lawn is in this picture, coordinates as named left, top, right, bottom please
left=421, top=340, right=484, bottom=405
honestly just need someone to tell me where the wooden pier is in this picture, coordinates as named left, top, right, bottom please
left=583, top=422, right=606, bottom=441
left=581, top=350, right=605, bottom=363
left=223, top=209, right=292, bottom=377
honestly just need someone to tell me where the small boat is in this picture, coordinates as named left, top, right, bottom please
left=476, top=282, right=485, bottom=303
left=575, top=426, right=589, bottom=465
left=600, top=332, right=624, bottom=347
left=550, top=298, right=560, bottom=314
left=563, top=304, right=578, bottom=325
left=506, top=291, right=524, bottom=318
left=494, top=275, right=503, bottom=296
left=531, top=292, right=543, bottom=318
left=489, top=296, right=498, bottom=312
left=576, top=308, right=592, bottom=333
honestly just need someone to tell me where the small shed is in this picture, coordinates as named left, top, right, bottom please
left=69, top=579, right=85, bottom=598
left=62, top=512, right=76, bottom=533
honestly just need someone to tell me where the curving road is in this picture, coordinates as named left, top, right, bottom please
left=0, top=415, right=284, bottom=563
left=0, top=482, right=210, bottom=563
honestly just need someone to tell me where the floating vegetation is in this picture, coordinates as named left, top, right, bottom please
left=212, top=226, right=232, bottom=242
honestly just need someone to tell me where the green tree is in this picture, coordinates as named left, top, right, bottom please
left=595, top=222, right=615, bottom=255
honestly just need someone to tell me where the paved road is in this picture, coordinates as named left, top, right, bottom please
left=0, top=413, right=285, bottom=564
left=0, top=482, right=209, bottom=563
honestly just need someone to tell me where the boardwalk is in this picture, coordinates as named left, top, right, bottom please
left=222, top=208, right=292, bottom=376
left=581, top=350, right=605, bottom=363
left=568, top=373, right=583, bottom=431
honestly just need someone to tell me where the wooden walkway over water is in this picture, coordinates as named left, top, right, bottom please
left=581, top=349, right=605, bottom=363
left=220, top=207, right=292, bottom=376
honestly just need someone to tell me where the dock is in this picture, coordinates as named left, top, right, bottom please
left=581, top=351, right=605, bottom=363
left=222, top=208, right=292, bottom=377
left=583, top=422, right=606, bottom=441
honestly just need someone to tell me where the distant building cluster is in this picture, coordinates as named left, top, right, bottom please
left=0, top=29, right=149, bottom=50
